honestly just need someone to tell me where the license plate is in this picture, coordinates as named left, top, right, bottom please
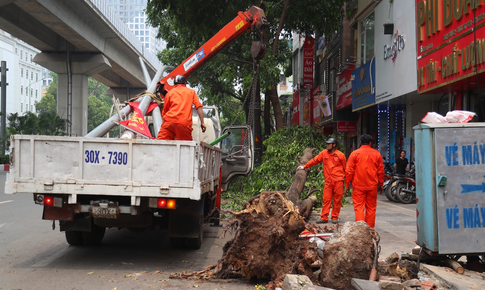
left=92, top=207, right=117, bottom=219
left=392, top=181, right=397, bottom=187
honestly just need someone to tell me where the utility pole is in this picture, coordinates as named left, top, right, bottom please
left=0, top=61, right=8, bottom=155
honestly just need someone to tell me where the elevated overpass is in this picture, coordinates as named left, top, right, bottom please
left=0, top=0, right=163, bottom=135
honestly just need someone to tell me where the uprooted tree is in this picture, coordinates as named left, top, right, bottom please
left=171, top=149, right=379, bottom=290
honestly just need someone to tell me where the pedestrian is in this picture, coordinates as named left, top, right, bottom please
left=345, top=134, right=384, bottom=229
left=157, top=75, right=206, bottom=140
left=394, top=150, right=409, bottom=175
left=297, top=138, right=346, bottom=224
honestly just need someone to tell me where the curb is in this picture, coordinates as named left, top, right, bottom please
left=0, top=164, right=9, bottom=172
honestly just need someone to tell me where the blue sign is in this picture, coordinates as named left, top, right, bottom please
left=351, top=57, right=376, bottom=111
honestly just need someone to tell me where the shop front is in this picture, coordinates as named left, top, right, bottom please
left=416, top=0, right=485, bottom=120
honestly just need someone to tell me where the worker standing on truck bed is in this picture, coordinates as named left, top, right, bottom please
left=157, top=75, right=207, bottom=140
left=345, top=134, right=384, bottom=229
left=297, top=138, right=346, bottom=224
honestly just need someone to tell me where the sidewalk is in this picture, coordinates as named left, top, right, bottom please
left=310, top=193, right=485, bottom=290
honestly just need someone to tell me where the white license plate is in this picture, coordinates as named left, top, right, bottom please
left=92, top=207, right=117, bottom=219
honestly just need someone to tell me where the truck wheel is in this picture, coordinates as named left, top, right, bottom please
left=65, top=231, right=84, bottom=246
left=170, top=237, right=186, bottom=248
left=82, top=225, right=106, bottom=245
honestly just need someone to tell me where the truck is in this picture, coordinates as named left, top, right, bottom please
left=5, top=6, right=267, bottom=249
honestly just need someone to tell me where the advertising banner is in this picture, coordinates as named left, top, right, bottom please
left=351, top=57, right=376, bottom=111
left=302, top=36, right=315, bottom=90
left=292, top=90, right=300, bottom=125
left=416, top=0, right=485, bottom=94
left=336, top=63, right=354, bottom=110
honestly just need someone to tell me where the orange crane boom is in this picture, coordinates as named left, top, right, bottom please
left=158, top=6, right=267, bottom=95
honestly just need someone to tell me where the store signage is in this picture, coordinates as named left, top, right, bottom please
left=302, top=36, right=315, bottom=89
left=384, top=30, right=405, bottom=62
left=337, top=121, right=357, bottom=132
left=336, top=63, right=354, bottom=110
left=416, top=0, right=485, bottom=94
left=351, top=58, right=376, bottom=111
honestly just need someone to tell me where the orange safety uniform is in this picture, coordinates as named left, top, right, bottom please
left=345, top=145, right=384, bottom=228
left=157, top=84, right=203, bottom=141
left=304, top=149, right=346, bottom=222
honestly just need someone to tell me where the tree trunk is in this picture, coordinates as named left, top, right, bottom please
left=267, top=85, right=284, bottom=129
left=287, top=148, right=318, bottom=219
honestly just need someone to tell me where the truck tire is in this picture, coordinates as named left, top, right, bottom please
left=65, top=231, right=84, bottom=246
left=82, top=225, right=106, bottom=245
left=169, top=237, right=186, bottom=248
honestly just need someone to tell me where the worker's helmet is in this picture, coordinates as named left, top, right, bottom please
left=326, top=138, right=338, bottom=146
left=174, top=75, right=187, bottom=85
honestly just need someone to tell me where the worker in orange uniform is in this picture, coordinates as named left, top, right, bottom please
left=345, top=134, right=384, bottom=229
left=297, top=138, right=346, bottom=224
left=157, top=75, right=206, bottom=140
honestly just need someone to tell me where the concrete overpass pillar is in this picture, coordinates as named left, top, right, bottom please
left=33, top=52, right=111, bottom=136
left=57, top=74, right=88, bottom=136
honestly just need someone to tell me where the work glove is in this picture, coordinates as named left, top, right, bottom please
left=297, top=166, right=305, bottom=171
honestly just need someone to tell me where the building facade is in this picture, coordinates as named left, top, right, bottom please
left=106, top=0, right=165, bottom=55
left=0, top=30, right=43, bottom=115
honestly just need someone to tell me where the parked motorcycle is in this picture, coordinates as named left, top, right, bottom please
left=395, top=163, right=416, bottom=204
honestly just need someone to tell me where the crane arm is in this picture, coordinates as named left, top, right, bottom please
left=158, top=6, right=267, bottom=95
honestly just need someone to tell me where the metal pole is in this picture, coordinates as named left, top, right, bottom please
left=0, top=61, right=7, bottom=155
left=85, top=65, right=173, bottom=137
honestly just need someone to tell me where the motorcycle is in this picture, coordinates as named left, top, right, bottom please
left=395, top=163, right=416, bottom=204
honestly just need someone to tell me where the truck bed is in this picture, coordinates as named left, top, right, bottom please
left=5, top=135, right=221, bottom=205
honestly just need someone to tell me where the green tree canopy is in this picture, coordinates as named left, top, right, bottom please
left=146, top=0, right=349, bottom=129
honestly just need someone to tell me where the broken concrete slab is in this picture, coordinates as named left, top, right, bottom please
left=351, top=278, right=379, bottom=290
left=379, top=280, right=403, bottom=290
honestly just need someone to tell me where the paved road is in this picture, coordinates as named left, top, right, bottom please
left=0, top=170, right=419, bottom=289
left=0, top=172, right=254, bottom=290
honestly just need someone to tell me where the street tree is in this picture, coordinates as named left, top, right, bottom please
left=146, top=0, right=349, bottom=132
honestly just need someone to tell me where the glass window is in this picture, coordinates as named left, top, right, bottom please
left=15, top=47, right=17, bottom=54
left=43, top=80, right=46, bottom=86
left=135, top=18, right=139, bottom=23
left=145, top=37, right=148, bottom=42
left=135, top=31, right=139, bottom=35
left=20, top=50, right=23, bottom=59
left=139, top=37, right=143, bottom=42
left=145, top=43, right=149, bottom=48
left=21, top=86, right=23, bottom=94
left=21, top=68, right=23, bottom=77
left=135, top=24, right=139, bottom=29
left=31, top=105, right=33, bottom=111
left=21, top=104, right=23, bottom=112
left=30, top=54, right=32, bottom=62
left=31, top=72, right=33, bottom=80
left=36, top=73, right=38, bottom=81
left=130, top=24, right=133, bottom=28
left=140, top=24, right=144, bottom=29
left=31, top=89, right=33, bottom=96
left=140, top=31, right=143, bottom=36
left=26, top=70, right=28, bottom=79
left=36, top=90, right=38, bottom=97
left=360, top=13, right=375, bottom=64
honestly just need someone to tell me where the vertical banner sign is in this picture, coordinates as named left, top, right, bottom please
left=336, top=64, right=354, bottom=110
left=292, top=90, right=300, bottom=125
left=312, top=86, right=323, bottom=125
left=303, top=91, right=312, bottom=126
left=351, top=57, right=376, bottom=111
left=302, top=36, right=315, bottom=89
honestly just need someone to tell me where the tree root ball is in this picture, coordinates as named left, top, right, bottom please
left=319, top=221, right=377, bottom=290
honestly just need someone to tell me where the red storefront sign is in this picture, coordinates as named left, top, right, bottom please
left=336, top=64, right=354, bottom=110
left=416, top=0, right=485, bottom=94
left=292, top=90, right=300, bottom=125
left=302, top=36, right=315, bottom=90
left=337, top=121, right=357, bottom=132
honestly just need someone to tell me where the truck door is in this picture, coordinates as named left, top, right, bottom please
left=220, top=126, right=253, bottom=190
